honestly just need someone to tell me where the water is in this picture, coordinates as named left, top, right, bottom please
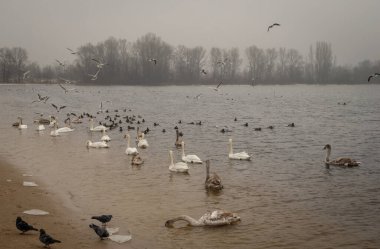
left=1, top=84, right=379, bottom=248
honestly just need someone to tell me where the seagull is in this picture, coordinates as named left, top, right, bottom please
left=66, top=48, right=78, bottom=55
left=58, top=83, right=76, bottom=94
left=88, top=69, right=100, bottom=80
left=59, top=77, right=73, bottom=84
left=89, top=224, right=109, bottom=240
left=23, top=71, right=31, bottom=79
left=268, top=23, right=280, bottom=31
left=55, top=59, right=65, bottom=68
left=16, top=217, right=38, bottom=234
left=39, top=229, right=61, bottom=248
left=148, top=58, right=157, bottom=64
left=194, top=94, right=202, bottom=100
left=213, top=81, right=223, bottom=91
left=368, top=73, right=380, bottom=82
left=91, top=215, right=112, bottom=227
left=92, top=58, right=108, bottom=69
left=51, top=103, right=66, bottom=112
left=32, top=93, right=49, bottom=103
left=201, top=69, right=207, bottom=75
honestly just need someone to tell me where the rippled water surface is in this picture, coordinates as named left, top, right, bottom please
left=1, top=84, right=380, bottom=248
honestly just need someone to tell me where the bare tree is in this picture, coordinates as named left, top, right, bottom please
left=315, top=41, right=333, bottom=83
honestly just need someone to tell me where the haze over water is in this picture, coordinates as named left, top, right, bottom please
left=1, top=84, right=379, bottom=248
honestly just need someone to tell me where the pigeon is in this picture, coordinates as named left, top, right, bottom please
left=91, top=215, right=112, bottom=226
left=39, top=229, right=61, bottom=248
left=89, top=224, right=109, bottom=240
left=16, top=217, right=38, bottom=234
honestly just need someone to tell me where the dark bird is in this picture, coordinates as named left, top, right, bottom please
left=244, top=122, right=248, bottom=127
left=148, top=58, right=157, bottom=64
left=91, top=215, right=112, bottom=226
left=267, top=23, right=280, bottom=31
left=234, top=117, right=237, bottom=122
left=39, top=229, right=61, bottom=248
left=55, top=59, right=65, bottom=67
left=368, top=73, right=380, bottom=82
left=89, top=224, right=109, bottom=240
left=66, top=48, right=78, bottom=55
left=16, top=217, right=38, bottom=234
left=267, top=125, right=274, bottom=129
left=213, top=81, right=222, bottom=91
left=201, top=69, right=207, bottom=75
left=162, top=129, right=166, bottom=133
left=287, top=123, right=295, bottom=127
left=32, top=93, right=49, bottom=104
left=254, top=127, right=262, bottom=131
left=51, top=104, right=66, bottom=112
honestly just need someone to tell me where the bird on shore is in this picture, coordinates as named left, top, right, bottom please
left=39, top=229, right=61, bottom=248
left=89, top=224, right=109, bottom=240
left=148, top=58, right=157, bottom=64
left=66, top=48, right=78, bottom=55
left=91, top=215, right=113, bottom=227
left=267, top=23, right=280, bottom=31
left=16, top=217, right=38, bottom=234
left=51, top=104, right=66, bottom=112
left=368, top=73, right=380, bottom=82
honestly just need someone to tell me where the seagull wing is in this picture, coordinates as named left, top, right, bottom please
left=67, top=48, right=74, bottom=52
left=60, top=106, right=67, bottom=110
left=368, top=75, right=373, bottom=82
left=92, top=58, right=100, bottom=63
left=375, top=73, right=380, bottom=76
left=216, top=82, right=223, bottom=88
left=58, top=83, right=67, bottom=91
left=51, top=104, right=58, bottom=110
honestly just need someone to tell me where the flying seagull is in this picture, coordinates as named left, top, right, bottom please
left=66, top=48, right=78, bottom=55
left=16, top=217, right=38, bottom=234
left=89, top=224, right=109, bottom=240
left=91, top=215, right=113, bottom=227
left=148, top=58, right=157, bottom=64
left=214, top=81, right=223, bottom=91
left=51, top=103, right=66, bottom=112
left=88, top=69, right=100, bottom=81
left=32, top=93, right=49, bottom=104
left=58, top=83, right=76, bottom=94
left=91, top=58, right=108, bottom=69
left=55, top=59, right=65, bottom=67
left=23, top=71, right=31, bottom=79
left=201, top=69, right=207, bottom=75
left=39, top=229, right=61, bottom=248
left=268, top=23, right=280, bottom=31
left=368, top=73, right=380, bottom=82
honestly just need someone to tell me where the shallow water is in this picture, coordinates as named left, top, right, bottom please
left=1, top=84, right=379, bottom=248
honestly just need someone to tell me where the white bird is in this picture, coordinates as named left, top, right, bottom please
left=17, top=117, right=27, bottom=129
left=165, top=210, right=240, bottom=227
left=228, top=138, right=251, bottom=160
left=169, top=150, right=189, bottom=173
left=323, top=144, right=360, bottom=167
left=181, top=141, right=202, bottom=164
left=148, top=58, right=157, bottom=64
left=36, top=124, right=45, bottom=131
left=124, top=134, right=138, bottom=155
left=88, top=69, right=100, bottom=81
left=91, top=58, right=108, bottom=69
left=100, top=128, right=111, bottom=142
left=89, top=118, right=108, bottom=132
left=23, top=71, right=31, bottom=80
left=50, top=123, right=60, bottom=137
left=137, top=133, right=149, bottom=148
left=86, top=140, right=109, bottom=148
left=55, top=121, right=74, bottom=133
left=368, top=73, right=380, bottom=82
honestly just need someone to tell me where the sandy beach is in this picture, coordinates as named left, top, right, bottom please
left=0, top=158, right=134, bottom=249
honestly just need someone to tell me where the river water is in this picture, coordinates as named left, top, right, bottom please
left=0, top=84, right=379, bottom=248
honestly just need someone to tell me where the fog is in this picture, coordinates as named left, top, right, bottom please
left=0, top=0, right=379, bottom=66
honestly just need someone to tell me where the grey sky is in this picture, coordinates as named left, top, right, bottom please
left=1, top=0, right=379, bottom=66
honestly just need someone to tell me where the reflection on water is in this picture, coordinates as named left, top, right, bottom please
left=1, top=84, right=380, bottom=248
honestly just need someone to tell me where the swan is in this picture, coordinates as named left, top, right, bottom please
left=165, top=210, right=240, bottom=227
left=50, top=123, right=60, bottom=137
left=205, top=160, right=223, bottom=191
left=36, top=124, right=45, bottom=131
left=228, top=138, right=251, bottom=160
left=100, top=128, right=111, bottom=142
left=174, top=129, right=183, bottom=148
left=137, top=133, right=149, bottom=148
left=86, top=140, right=109, bottom=148
left=131, top=154, right=144, bottom=165
left=323, top=144, right=360, bottom=167
left=181, top=141, right=202, bottom=163
left=169, top=150, right=189, bottom=173
left=124, top=134, right=138, bottom=155
left=55, top=121, right=74, bottom=133
left=136, top=127, right=143, bottom=141
left=89, top=118, right=108, bottom=132
left=17, top=117, right=27, bottom=129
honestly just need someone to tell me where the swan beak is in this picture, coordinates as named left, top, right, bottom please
left=164, top=220, right=174, bottom=228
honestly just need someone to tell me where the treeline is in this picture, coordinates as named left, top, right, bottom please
left=1, top=33, right=379, bottom=85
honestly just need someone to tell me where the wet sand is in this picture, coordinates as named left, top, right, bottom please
left=0, top=159, right=137, bottom=249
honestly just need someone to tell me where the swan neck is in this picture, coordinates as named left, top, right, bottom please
left=90, top=119, right=94, bottom=129
left=173, top=215, right=202, bottom=226
left=206, top=162, right=210, bottom=179
left=181, top=143, right=185, bottom=157
left=325, top=148, right=331, bottom=162
left=126, top=135, right=130, bottom=147
left=169, top=152, right=174, bottom=165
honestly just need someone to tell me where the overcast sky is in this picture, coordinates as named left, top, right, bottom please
left=1, top=0, right=379, bottom=66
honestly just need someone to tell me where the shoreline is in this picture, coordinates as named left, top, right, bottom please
left=0, top=158, right=139, bottom=249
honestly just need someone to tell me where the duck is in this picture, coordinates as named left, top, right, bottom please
left=323, top=144, right=360, bottom=167
left=165, top=210, right=240, bottom=227
left=17, top=117, right=27, bottom=129
left=100, top=128, right=111, bottom=142
left=168, top=150, right=189, bottom=173
left=228, top=138, right=251, bottom=160
left=174, top=129, right=183, bottom=148
left=86, top=140, right=109, bottom=148
left=181, top=141, right=202, bottom=164
left=205, top=160, right=223, bottom=191
left=131, top=154, right=144, bottom=165
left=124, top=134, right=138, bottom=155
left=137, top=133, right=149, bottom=148
left=89, top=118, right=108, bottom=132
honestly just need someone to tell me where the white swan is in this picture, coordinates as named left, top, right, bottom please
left=36, top=124, right=45, bottom=131
left=86, top=140, right=109, bottom=148
left=165, top=210, right=240, bottom=227
left=228, top=138, right=251, bottom=160
left=181, top=141, right=202, bottom=163
left=50, top=123, right=60, bottom=137
left=137, top=133, right=149, bottom=148
left=124, top=134, right=138, bottom=155
left=100, top=128, right=111, bottom=142
left=169, top=150, right=189, bottom=173
left=55, top=120, right=74, bottom=133
left=17, top=117, right=27, bottom=129
left=323, top=144, right=360, bottom=167
left=89, top=118, right=108, bottom=132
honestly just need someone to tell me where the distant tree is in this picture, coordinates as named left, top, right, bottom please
left=264, top=48, right=277, bottom=83
left=246, top=45, right=266, bottom=83
left=286, top=49, right=304, bottom=82
left=315, top=41, right=333, bottom=83
left=11, top=47, right=28, bottom=83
